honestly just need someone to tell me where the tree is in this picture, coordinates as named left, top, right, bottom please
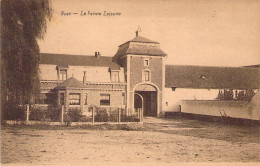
left=216, top=90, right=224, bottom=100
left=216, top=89, right=234, bottom=100
left=1, top=0, right=52, bottom=117
left=244, top=89, right=255, bottom=101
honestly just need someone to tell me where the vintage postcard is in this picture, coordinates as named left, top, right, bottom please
left=1, top=0, right=260, bottom=165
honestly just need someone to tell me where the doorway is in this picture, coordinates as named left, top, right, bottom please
left=134, top=91, right=157, bottom=116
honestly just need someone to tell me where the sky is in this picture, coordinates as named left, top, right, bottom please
left=38, top=0, right=260, bottom=67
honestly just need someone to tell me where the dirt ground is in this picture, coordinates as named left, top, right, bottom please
left=1, top=117, right=260, bottom=165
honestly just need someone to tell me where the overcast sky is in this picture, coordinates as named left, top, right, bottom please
left=38, top=0, right=260, bottom=67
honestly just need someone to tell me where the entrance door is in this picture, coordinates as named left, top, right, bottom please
left=135, top=91, right=157, bottom=116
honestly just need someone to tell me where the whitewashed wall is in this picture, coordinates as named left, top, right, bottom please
left=39, top=64, right=57, bottom=80
left=39, top=64, right=125, bottom=83
left=180, top=100, right=260, bottom=121
left=164, top=88, right=219, bottom=112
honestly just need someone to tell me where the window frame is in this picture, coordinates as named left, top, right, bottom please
left=57, top=66, right=68, bottom=81
left=83, top=93, right=88, bottom=105
left=142, top=69, right=151, bottom=82
left=111, top=71, right=120, bottom=82
left=144, top=58, right=150, bottom=67
left=59, top=69, right=67, bottom=81
left=122, top=92, right=125, bottom=106
left=69, top=93, right=81, bottom=106
left=100, top=93, right=110, bottom=106
left=59, top=92, right=65, bottom=105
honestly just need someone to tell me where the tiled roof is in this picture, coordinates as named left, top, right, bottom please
left=126, top=42, right=166, bottom=56
left=113, top=36, right=166, bottom=64
left=40, top=53, right=121, bottom=69
left=55, top=77, right=87, bottom=89
left=119, top=36, right=159, bottom=47
left=128, top=36, right=159, bottom=44
left=118, top=36, right=166, bottom=56
left=165, top=65, right=260, bottom=89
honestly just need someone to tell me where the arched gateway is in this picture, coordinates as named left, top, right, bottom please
left=133, top=83, right=158, bottom=117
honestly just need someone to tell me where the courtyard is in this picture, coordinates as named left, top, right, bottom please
left=1, top=117, right=260, bottom=165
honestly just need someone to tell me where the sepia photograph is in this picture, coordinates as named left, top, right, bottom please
left=1, top=0, right=260, bottom=165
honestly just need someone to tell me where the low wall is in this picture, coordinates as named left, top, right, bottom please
left=180, top=100, right=260, bottom=121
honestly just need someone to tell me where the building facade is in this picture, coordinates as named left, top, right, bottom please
left=38, top=33, right=166, bottom=116
left=38, top=33, right=260, bottom=118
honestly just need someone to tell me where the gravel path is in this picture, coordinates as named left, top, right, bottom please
left=1, top=117, right=260, bottom=165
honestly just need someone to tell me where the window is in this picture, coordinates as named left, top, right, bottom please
left=142, top=70, right=150, bottom=82
left=144, top=59, right=149, bottom=67
left=69, top=93, right=80, bottom=105
left=84, top=93, right=88, bottom=105
left=59, top=69, right=67, bottom=80
left=35, top=93, right=51, bottom=104
left=111, top=71, right=119, bottom=82
left=200, top=75, right=206, bottom=80
left=122, top=92, right=125, bottom=105
left=100, top=94, right=110, bottom=106
left=60, top=93, right=65, bottom=105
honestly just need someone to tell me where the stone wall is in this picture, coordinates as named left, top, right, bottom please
left=180, top=100, right=259, bottom=121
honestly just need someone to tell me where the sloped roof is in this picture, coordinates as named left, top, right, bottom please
left=165, top=65, right=260, bottom=89
left=113, top=36, right=166, bottom=62
left=109, top=62, right=121, bottom=70
left=40, top=53, right=121, bottom=69
left=125, top=42, right=167, bottom=56
left=55, top=77, right=88, bottom=89
left=244, top=64, right=260, bottom=68
left=128, top=36, right=159, bottom=44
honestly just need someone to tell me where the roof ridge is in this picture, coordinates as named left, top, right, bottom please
left=118, top=36, right=159, bottom=47
left=39, top=53, right=121, bottom=67
left=166, top=64, right=260, bottom=69
left=41, top=53, right=113, bottom=58
left=56, top=77, right=88, bottom=89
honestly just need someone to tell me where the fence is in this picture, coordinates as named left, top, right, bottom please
left=7, top=105, right=143, bottom=125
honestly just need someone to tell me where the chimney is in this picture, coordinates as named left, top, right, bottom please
left=83, top=71, right=86, bottom=84
left=95, top=51, right=100, bottom=58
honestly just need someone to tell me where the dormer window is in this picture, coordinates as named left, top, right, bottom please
left=60, top=69, right=67, bottom=80
left=57, top=66, right=68, bottom=81
left=144, top=59, right=149, bottom=67
left=111, top=71, right=119, bottom=82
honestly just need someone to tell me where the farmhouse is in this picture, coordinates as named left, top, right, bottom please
left=38, top=32, right=260, bottom=120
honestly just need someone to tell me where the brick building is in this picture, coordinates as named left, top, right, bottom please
left=38, top=33, right=260, bottom=118
left=38, top=33, right=166, bottom=116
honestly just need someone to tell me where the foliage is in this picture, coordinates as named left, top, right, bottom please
left=1, top=0, right=52, bottom=111
left=224, top=89, right=234, bottom=100
left=30, top=106, right=61, bottom=122
left=217, top=89, right=235, bottom=100
left=64, top=108, right=84, bottom=123
left=95, top=107, right=109, bottom=122
left=217, top=89, right=256, bottom=101
left=121, top=115, right=139, bottom=122
left=2, top=102, right=25, bottom=120
left=237, top=89, right=256, bottom=101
